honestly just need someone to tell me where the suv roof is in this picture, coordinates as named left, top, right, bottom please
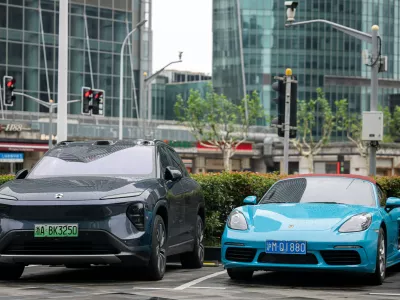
left=55, top=139, right=166, bottom=148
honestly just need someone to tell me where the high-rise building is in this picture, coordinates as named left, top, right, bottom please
left=0, top=0, right=152, bottom=119
left=212, top=0, right=400, bottom=138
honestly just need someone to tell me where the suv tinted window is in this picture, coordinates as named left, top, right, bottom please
left=164, top=146, right=188, bottom=177
left=158, top=146, right=170, bottom=177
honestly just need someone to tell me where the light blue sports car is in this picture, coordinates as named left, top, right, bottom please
left=221, top=174, right=400, bottom=285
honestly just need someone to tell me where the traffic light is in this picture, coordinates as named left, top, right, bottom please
left=92, top=89, right=104, bottom=116
left=271, top=74, right=297, bottom=138
left=3, top=76, right=16, bottom=107
left=81, top=87, right=93, bottom=115
left=271, top=76, right=285, bottom=137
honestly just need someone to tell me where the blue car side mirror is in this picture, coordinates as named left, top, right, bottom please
left=244, top=196, right=257, bottom=205
left=386, top=197, right=400, bottom=211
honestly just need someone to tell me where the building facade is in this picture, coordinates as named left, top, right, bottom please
left=151, top=70, right=211, bottom=120
left=0, top=0, right=152, bottom=174
left=0, top=0, right=152, bottom=118
left=212, top=0, right=400, bottom=137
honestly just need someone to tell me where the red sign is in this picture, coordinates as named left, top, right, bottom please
left=196, top=142, right=253, bottom=151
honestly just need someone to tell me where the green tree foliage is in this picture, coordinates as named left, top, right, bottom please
left=381, top=106, right=400, bottom=142
left=335, top=99, right=368, bottom=160
left=174, top=83, right=266, bottom=171
left=290, top=88, right=335, bottom=173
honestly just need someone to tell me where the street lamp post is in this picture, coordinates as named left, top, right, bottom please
left=119, top=20, right=147, bottom=140
left=143, top=56, right=183, bottom=137
left=285, top=4, right=381, bottom=176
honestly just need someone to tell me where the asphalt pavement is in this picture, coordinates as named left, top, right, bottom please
left=0, top=263, right=400, bottom=299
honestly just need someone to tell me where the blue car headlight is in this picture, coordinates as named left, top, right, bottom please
left=227, top=210, right=248, bottom=230
left=339, top=213, right=372, bottom=233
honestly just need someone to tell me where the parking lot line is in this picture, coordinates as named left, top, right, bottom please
left=369, top=293, right=400, bottom=297
left=173, top=270, right=226, bottom=291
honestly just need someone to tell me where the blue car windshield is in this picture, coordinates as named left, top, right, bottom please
left=259, top=177, right=376, bottom=207
left=27, top=145, right=155, bottom=178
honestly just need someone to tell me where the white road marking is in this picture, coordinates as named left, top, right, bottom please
left=189, top=287, right=226, bottom=290
left=132, top=287, right=172, bottom=290
left=369, top=293, right=400, bottom=297
left=173, top=270, right=226, bottom=290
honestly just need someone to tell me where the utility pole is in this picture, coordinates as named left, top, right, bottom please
left=57, top=0, right=69, bottom=142
left=283, top=68, right=293, bottom=174
left=369, top=25, right=380, bottom=176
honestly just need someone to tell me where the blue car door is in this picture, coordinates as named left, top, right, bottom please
left=377, top=185, right=399, bottom=259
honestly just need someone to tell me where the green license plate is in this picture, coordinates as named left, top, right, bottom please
left=34, top=224, right=79, bottom=238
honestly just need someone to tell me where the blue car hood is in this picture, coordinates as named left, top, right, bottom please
left=249, top=203, right=375, bottom=232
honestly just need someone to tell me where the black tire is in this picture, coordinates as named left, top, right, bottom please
left=369, top=227, right=386, bottom=285
left=227, top=268, right=253, bottom=281
left=145, top=214, right=167, bottom=281
left=180, top=215, right=205, bottom=269
left=0, top=264, right=24, bottom=280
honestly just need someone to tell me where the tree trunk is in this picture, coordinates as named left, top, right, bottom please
left=223, top=149, right=231, bottom=171
left=307, top=155, right=314, bottom=173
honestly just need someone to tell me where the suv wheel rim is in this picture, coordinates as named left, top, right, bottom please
left=198, top=220, right=204, bottom=262
left=379, top=234, right=386, bottom=279
left=156, top=222, right=166, bottom=274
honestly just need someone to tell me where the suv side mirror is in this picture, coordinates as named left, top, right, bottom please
left=15, top=169, right=28, bottom=180
left=165, top=166, right=182, bottom=182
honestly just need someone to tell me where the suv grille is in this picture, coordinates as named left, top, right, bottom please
left=225, top=247, right=256, bottom=262
left=2, top=231, right=120, bottom=255
left=258, top=253, right=318, bottom=264
left=320, top=250, right=361, bottom=265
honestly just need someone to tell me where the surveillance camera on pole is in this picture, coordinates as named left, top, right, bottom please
left=285, top=1, right=298, bottom=23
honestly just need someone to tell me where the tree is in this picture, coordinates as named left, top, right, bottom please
left=336, top=101, right=400, bottom=172
left=381, top=105, right=400, bottom=142
left=335, top=99, right=368, bottom=169
left=290, top=88, right=335, bottom=173
left=174, top=84, right=265, bottom=171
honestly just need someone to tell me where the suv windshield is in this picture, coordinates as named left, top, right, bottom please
left=259, top=177, right=376, bottom=207
left=27, top=145, right=155, bottom=178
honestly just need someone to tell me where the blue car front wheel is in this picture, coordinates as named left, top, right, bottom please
left=227, top=268, right=254, bottom=281
left=369, top=227, right=386, bottom=285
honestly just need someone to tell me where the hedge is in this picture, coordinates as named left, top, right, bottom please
left=1, top=173, right=400, bottom=246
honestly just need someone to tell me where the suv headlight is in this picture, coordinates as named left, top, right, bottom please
left=339, top=213, right=372, bottom=233
left=227, top=210, right=248, bottom=230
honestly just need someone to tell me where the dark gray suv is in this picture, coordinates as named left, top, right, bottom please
left=0, top=139, right=205, bottom=280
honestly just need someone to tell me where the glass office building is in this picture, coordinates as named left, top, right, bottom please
left=0, top=0, right=151, bottom=119
left=213, top=0, right=400, bottom=138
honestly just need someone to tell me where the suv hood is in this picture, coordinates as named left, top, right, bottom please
left=0, top=176, right=158, bottom=201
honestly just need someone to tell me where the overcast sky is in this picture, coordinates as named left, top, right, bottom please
left=151, top=0, right=212, bottom=75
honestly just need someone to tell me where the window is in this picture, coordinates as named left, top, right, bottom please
left=164, top=147, right=189, bottom=177
left=377, top=185, right=386, bottom=206
left=259, top=177, right=375, bottom=207
left=158, top=146, right=170, bottom=177
left=27, top=146, right=155, bottom=178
